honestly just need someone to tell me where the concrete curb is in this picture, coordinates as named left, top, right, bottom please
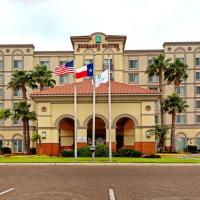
left=0, top=163, right=200, bottom=166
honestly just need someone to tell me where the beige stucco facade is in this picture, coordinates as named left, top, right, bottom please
left=1, top=32, right=200, bottom=153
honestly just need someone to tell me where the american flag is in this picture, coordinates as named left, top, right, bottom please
left=55, top=60, right=74, bottom=75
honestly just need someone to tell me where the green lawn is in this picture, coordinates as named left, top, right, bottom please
left=0, top=155, right=200, bottom=163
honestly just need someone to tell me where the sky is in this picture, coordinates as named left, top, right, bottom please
left=0, top=0, right=200, bottom=51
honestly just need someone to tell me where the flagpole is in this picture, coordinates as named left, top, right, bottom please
left=108, top=52, right=112, bottom=161
left=73, top=59, right=77, bottom=159
left=92, top=52, right=96, bottom=159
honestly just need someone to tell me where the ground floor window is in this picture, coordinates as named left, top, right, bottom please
left=197, top=136, right=200, bottom=149
left=13, top=135, right=23, bottom=153
left=176, top=134, right=187, bottom=152
left=0, top=136, right=4, bottom=149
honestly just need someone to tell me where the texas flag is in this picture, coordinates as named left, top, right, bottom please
left=76, top=63, right=93, bottom=79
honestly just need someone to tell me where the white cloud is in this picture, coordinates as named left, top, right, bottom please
left=0, top=0, right=200, bottom=50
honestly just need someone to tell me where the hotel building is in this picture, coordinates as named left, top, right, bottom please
left=0, top=32, right=200, bottom=155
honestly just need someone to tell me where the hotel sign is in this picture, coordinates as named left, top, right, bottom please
left=78, top=43, right=119, bottom=49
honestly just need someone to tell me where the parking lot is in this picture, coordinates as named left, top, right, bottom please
left=0, top=165, right=200, bottom=200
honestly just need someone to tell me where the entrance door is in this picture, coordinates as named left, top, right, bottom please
left=13, top=139, right=23, bottom=153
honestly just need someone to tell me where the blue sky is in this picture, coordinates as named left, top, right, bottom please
left=0, top=0, right=199, bottom=50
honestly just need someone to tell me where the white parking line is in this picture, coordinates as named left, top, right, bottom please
left=109, top=188, right=115, bottom=200
left=0, top=188, right=15, bottom=196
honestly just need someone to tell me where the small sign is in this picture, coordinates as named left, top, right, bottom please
left=96, top=35, right=101, bottom=43
left=78, top=136, right=87, bottom=142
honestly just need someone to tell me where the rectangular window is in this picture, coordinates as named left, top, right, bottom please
left=154, top=101, right=159, bottom=110
left=176, top=86, right=185, bottom=96
left=0, top=75, right=3, bottom=84
left=129, top=60, right=138, bottom=69
left=148, top=87, right=158, bottom=91
left=59, top=61, right=68, bottom=65
left=196, top=58, right=200, bottom=66
left=0, top=60, right=3, bottom=70
left=129, top=73, right=138, bottom=83
left=13, top=89, right=22, bottom=97
left=59, top=75, right=69, bottom=84
left=196, top=86, right=200, bottom=95
left=196, top=72, right=200, bottom=81
left=13, top=119, right=22, bottom=125
left=155, top=115, right=159, bottom=124
left=176, top=115, right=185, bottom=124
left=14, top=60, right=23, bottom=70
left=84, top=59, right=93, bottom=65
left=0, top=88, right=3, bottom=97
left=148, top=59, right=153, bottom=65
left=148, top=75, right=158, bottom=83
left=103, top=59, right=113, bottom=70
left=196, top=100, right=200, bottom=109
left=196, top=115, right=200, bottom=123
left=40, top=61, right=49, bottom=68
left=177, top=57, right=185, bottom=63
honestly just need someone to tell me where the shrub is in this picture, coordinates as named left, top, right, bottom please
left=1, top=147, right=12, bottom=154
left=143, top=154, right=161, bottom=158
left=95, top=144, right=109, bottom=157
left=30, top=147, right=36, bottom=155
left=61, top=150, right=74, bottom=157
left=187, top=145, right=198, bottom=153
left=118, top=148, right=142, bottom=157
left=78, top=146, right=91, bottom=157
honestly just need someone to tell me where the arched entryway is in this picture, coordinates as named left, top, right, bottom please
left=115, top=117, right=135, bottom=151
left=12, top=134, right=23, bottom=153
left=176, top=133, right=187, bottom=152
left=58, top=117, right=74, bottom=151
left=87, top=117, right=106, bottom=145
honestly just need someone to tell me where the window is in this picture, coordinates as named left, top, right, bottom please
left=103, top=59, right=113, bottom=70
left=148, top=87, right=158, bottom=91
left=196, top=115, right=200, bottom=123
left=84, top=59, right=93, bottom=65
left=176, top=134, right=187, bottom=151
left=0, top=75, right=3, bottom=84
left=0, top=60, right=3, bottom=70
left=154, top=101, right=159, bottom=110
left=155, top=115, right=159, bottom=124
left=148, top=75, right=158, bottom=83
left=129, top=73, right=138, bottom=83
left=196, top=100, right=200, bottom=109
left=13, top=89, right=22, bottom=97
left=14, top=60, right=23, bottom=70
left=196, top=86, right=200, bottom=95
left=13, top=119, right=22, bottom=125
left=196, top=58, right=200, bottom=66
left=197, top=135, right=200, bottom=149
left=40, top=61, right=49, bottom=68
left=0, top=88, right=3, bottom=97
left=59, top=75, right=69, bottom=84
left=176, top=86, right=185, bottom=96
left=176, top=115, right=185, bottom=124
left=148, top=59, right=153, bottom=65
left=0, top=136, right=4, bottom=149
left=196, top=72, right=200, bottom=81
left=59, top=61, right=68, bottom=65
left=177, top=57, right=185, bottom=63
left=13, top=135, right=23, bottom=153
left=129, top=60, right=138, bottom=69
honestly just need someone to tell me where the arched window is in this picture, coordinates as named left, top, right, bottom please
left=0, top=135, right=4, bottom=149
left=12, top=134, right=23, bottom=153
left=176, top=133, right=187, bottom=152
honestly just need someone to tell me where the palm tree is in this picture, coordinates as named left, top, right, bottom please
left=148, top=125, right=169, bottom=152
left=145, top=54, right=171, bottom=125
left=163, top=93, right=188, bottom=152
left=164, top=58, right=188, bottom=93
left=7, top=70, right=37, bottom=101
left=13, top=101, right=37, bottom=154
left=32, top=65, right=56, bottom=90
left=32, top=132, right=42, bottom=155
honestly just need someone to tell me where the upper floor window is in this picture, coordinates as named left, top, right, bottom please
left=129, top=73, right=138, bottom=83
left=196, top=72, right=200, bottom=81
left=196, top=58, right=200, bottom=66
left=196, top=100, right=200, bottom=109
left=13, top=89, right=22, bottom=97
left=59, top=75, right=69, bottom=84
left=154, top=101, right=159, bottom=110
left=148, top=59, right=153, bottom=65
left=103, top=59, right=113, bottom=70
left=196, top=115, right=200, bottom=123
left=40, top=61, right=49, bottom=68
left=59, top=61, right=68, bottom=65
left=148, top=75, right=158, bottom=83
left=129, top=60, right=138, bottom=69
left=176, top=86, right=185, bottom=96
left=177, top=57, right=185, bottom=63
left=0, top=75, right=3, bottom=85
left=155, top=115, right=159, bottom=124
left=176, top=115, right=185, bottom=124
left=0, top=88, right=3, bottom=97
left=84, top=59, right=93, bottom=65
left=14, top=60, right=23, bottom=70
left=196, top=86, right=200, bottom=95
left=0, top=60, right=3, bottom=70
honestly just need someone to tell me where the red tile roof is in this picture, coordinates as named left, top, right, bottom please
left=31, top=80, right=160, bottom=96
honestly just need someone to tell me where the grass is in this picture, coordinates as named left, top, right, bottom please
left=0, top=155, right=200, bottom=163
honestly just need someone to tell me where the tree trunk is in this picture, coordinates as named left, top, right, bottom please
left=22, top=119, right=27, bottom=154
left=26, top=119, right=30, bottom=154
left=159, top=69, right=164, bottom=126
left=22, top=85, right=27, bottom=101
left=160, top=137, right=165, bottom=152
left=171, top=112, right=176, bottom=152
